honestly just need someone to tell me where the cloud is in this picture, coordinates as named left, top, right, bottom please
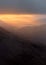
left=0, top=0, right=46, bottom=14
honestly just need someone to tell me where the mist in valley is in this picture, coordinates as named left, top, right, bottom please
left=15, top=18, right=46, bottom=45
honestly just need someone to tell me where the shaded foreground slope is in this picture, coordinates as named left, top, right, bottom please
left=0, top=27, right=46, bottom=65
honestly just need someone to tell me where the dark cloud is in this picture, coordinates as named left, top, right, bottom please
left=0, top=0, right=46, bottom=14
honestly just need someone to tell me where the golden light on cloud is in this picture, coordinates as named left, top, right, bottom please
left=0, top=14, right=37, bottom=28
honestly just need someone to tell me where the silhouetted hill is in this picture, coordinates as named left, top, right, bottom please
left=0, top=27, right=46, bottom=65
left=0, top=20, right=17, bottom=33
left=16, top=24, right=46, bottom=45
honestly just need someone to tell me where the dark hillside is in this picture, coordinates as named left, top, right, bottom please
left=0, top=27, right=46, bottom=65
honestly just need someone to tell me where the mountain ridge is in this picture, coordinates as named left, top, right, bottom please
left=16, top=24, right=46, bottom=45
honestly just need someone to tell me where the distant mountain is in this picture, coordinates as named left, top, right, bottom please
left=0, top=20, right=17, bottom=33
left=33, top=18, right=46, bottom=25
left=37, top=18, right=46, bottom=24
left=16, top=24, right=46, bottom=45
left=0, top=20, right=10, bottom=29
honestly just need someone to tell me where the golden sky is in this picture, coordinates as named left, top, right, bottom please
left=0, top=14, right=46, bottom=28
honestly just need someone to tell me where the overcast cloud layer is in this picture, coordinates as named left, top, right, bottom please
left=0, top=0, right=46, bottom=14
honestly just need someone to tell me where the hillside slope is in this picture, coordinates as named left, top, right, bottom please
left=0, top=27, right=46, bottom=65
left=16, top=24, right=46, bottom=45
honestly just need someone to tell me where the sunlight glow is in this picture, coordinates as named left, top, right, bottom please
left=0, top=14, right=37, bottom=28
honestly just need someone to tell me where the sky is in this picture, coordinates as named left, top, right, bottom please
left=0, top=0, right=46, bottom=14
left=0, top=0, right=46, bottom=28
